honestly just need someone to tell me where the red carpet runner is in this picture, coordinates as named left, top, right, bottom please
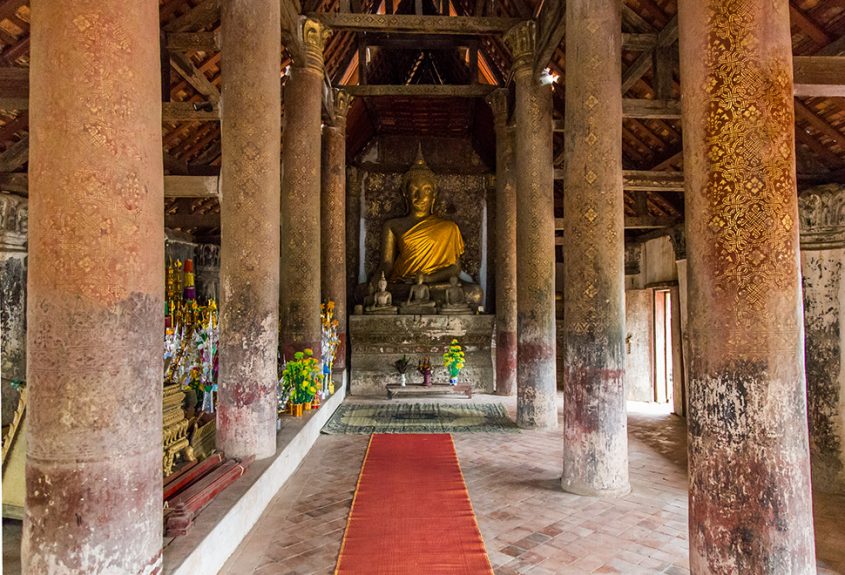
left=335, top=434, right=494, bottom=575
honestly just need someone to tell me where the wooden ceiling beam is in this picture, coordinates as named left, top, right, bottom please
left=169, top=52, right=221, bottom=104
left=623, top=98, right=681, bottom=119
left=793, top=55, right=845, bottom=98
left=164, top=175, right=219, bottom=198
left=163, top=0, right=220, bottom=33
left=0, top=132, right=26, bottom=171
left=622, top=33, right=657, bottom=51
left=552, top=168, right=685, bottom=192
left=343, top=84, right=496, bottom=96
left=554, top=215, right=681, bottom=235
left=307, top=13, right=525, bottom=34
left=162, top=101, right=219, bottom=122
left=166, top=31, right=220, bottom=52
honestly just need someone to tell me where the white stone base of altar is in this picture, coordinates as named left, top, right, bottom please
left=348, top=314, right=496, bottom=396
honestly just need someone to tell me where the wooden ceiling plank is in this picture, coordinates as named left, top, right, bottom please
left=794, top=98, right=845, bottom=151
left=789, top=2, right=831, bottom=47
left=817, top=33, right=845, bottom=56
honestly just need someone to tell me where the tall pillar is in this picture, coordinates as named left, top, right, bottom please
left=217, top=0, right=281, bottom=460
left=561, top=0, right=629, bottom=496
left=281, top=19, right=330, bottom=358
left=504, top=23, right=557, bottom=428
left=321, top=90, right=351, bottom=371
left=799, top=184, right=845, bottom=494
left=486, top=90, right=518, bottom=396
left=679, top=1, right=816, bottom=572
left=25, top=2, right=163, bottom=572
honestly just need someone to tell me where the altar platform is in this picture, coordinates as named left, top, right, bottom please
left=349, top=314, right=495, bottom=396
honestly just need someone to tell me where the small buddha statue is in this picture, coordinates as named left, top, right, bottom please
left=400, top=273, right=437, bottom=315
left=365, top=272, right=398, bottom=315
left=439, top=275, right=472, bottom=315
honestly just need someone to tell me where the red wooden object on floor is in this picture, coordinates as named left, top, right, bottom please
left=335, top=434, right=493, bottom=574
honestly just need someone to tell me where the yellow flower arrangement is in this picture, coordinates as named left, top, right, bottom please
left=443, top=339, right=465, bottom=385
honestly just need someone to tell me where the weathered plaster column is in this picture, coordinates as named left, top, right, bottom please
left=486, top=90, right=518, bottom=396
left=25, top=2, right=163, bottom=572
left=679, top=1, right=816, bottom=571
left=561, top=0, right=629, bottom=496
left=217, top=0, right=281, bottom=460
left=321, top=90, right=351, bottom=371
left=504, top=23, right=556, bottom=428
left=799, top=184, right=845, bottom=494
left=281, top=19, right=330, bottom=358
left=0, top=193, right=26, bottom=426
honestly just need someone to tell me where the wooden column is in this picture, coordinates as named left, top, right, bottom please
left=679, top=0, right=816, bottom=571
left=281, top=19, right=330, bottom=358
left=561, top=0, right=630, bottom=497
left=25, top=1, right=164, bottom=571
left=217, top=0, right=281, bottom=460
left=321, top=90, right=351, bottom=370
left=486, top=89, right=518, bottom=396
left=504, top=23, right=557, bottom=428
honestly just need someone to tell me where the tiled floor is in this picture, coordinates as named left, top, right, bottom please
left=218, top=396, right=845, bottom=575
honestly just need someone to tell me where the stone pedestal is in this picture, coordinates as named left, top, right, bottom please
left=25, top=2, right=164, bottom=571
left=217, top=0, right=281, bottom=461
left=799, top=184, right=845, bottom=494
left=281, top=19, right=330, bottom=358
left=679, top=0, right=816, bottom=571
left=504, top=22, right=557, bottom=429
left=349, top=315, right=494, bottom=396
left=321, top=90, right=351, bottom=370
left=561, top=0, right=629, bottom=496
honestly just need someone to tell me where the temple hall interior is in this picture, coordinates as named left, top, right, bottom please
left=2, top=0, right=845, bottom=573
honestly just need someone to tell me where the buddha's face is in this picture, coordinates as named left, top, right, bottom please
left=406, top=173, right=436, bottom=216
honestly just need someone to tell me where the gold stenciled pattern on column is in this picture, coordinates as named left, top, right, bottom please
left=701, top=1, right=796, bottom=329
left=301, top=18, right=331, bottom=73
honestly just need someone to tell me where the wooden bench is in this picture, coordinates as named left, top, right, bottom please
left=386, top=383, right=473, bottom=399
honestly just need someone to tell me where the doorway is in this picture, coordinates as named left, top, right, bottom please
left=654, top=289, right=674, bottom=405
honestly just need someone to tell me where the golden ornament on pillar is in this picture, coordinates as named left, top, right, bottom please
left=301, top=18, right=331, bottom=73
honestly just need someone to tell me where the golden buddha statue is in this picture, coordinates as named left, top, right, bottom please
left=380, top=146, right=466, bottom=284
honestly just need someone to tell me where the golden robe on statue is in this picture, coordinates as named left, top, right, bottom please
left=391, top=216, right=465, bottom=281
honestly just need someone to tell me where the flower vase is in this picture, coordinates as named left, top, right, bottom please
left=304, top=401, right=312, bottom=411
left=449, top=376, right=458, bottom=386
left=313, top=394, right=320, bottom=408
left=294, top=403, right=303, bottom=417
left=400, top=373, right=407, bottom=387
left=201, top=389, right=215, bottom=413
left=423, top=372, right=432, bottom=387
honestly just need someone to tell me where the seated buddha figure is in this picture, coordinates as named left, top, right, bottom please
left=380, top=147, right=466, bottom=284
